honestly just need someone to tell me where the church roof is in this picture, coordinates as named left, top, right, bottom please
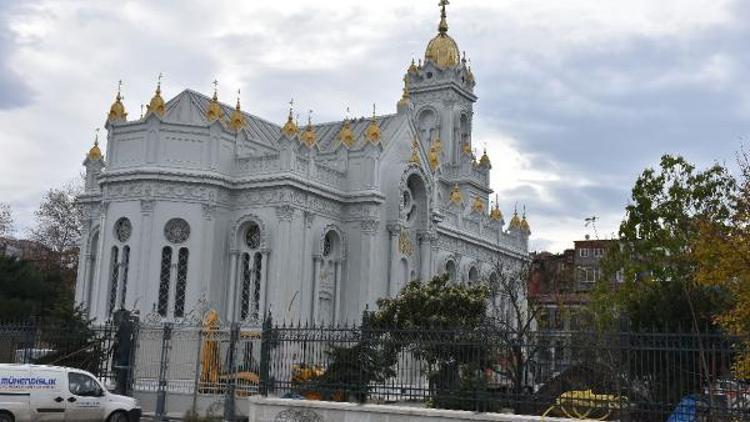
left=165, top=89, right=284, bottom=149
left=313, top=113, right=405, bottom=151
left=161, top=89, right=408, bottom=153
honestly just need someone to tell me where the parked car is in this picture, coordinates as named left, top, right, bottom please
left=0, top=364, right=141, bottom=422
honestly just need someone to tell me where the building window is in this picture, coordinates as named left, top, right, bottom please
left=107, top=246, right=119, bottom=316
left=174, top=247, right=189, bottom=318
left=579, top=266, right=599, bottom=283
left=119, top=246, right=130, bottom=309
left=468, top=266, right=479, bottom=284
left=164, top=218, right=190, bottom=244
left=158, top=246, right=172, bottom=317
left=593, top=248, right=604, bottom=257
left=445, top=260, right=456, bottom=282
left=579, top=248, right=589, bottom=257
left=114, top=218, right=132, bottom=243
left=238, top=222, right=264, bottom=322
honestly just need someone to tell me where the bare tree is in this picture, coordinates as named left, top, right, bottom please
left=483, top=260, right=543, bottom=395
left=29, top=179, right=83, bottom=269
left=0, top=202, right=13, bottom=238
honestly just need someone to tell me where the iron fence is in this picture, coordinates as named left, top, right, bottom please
left=261, top=322, right=750, bottom=422
left=2, top=316, right=749, bottom=421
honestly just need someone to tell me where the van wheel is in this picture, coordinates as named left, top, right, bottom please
left=0, top=412, right=14, bottom=422
left=107, top=410, right=128, bottom=422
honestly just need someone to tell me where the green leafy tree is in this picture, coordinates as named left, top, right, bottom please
left=592, top=155, right=735, bottom=331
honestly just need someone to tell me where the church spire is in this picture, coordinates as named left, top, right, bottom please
left=206, top=79, right=224, bottom=123
left=438, top=0, right=449, bottom=34
left=86, top=128, right=103, bottom=161
left=146, top=73, right=165, bottom=117
left=107, top=80, right=127, bottom=123
left=281, top=98, right=299, bottom=138
left=229, top=89, right=247, bottom=131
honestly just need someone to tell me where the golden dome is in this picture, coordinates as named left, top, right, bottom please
left=364, top=105, right=381, bottom=144
left=206, top=87, right=224, bottom=123
left=407, top=58, right=418, bottom=74
left=301, top=115, right=316, bottom=147
left=479, top=149, right=491, bottom=167
left=87, top=130, right=103, bottom=161
left=490, top=205, right=503, bottom=221
left=449, top=183, right=463, bottom=205
left=281, top=99, right=299, bottom=138
left=337, top=118, right=355, bottom=148
left=509, top=208, right=522, bottom=230
left=424, top=1, right=460, bottom=69
left=107, top=82, right=127, bottom=122
left=229, top=95, right=247, bottom=131
left=489, top=195, right=503, bottom=221
left=520, top=215, right=530, bottom=232
left=146, top=76, right=165, bottom=117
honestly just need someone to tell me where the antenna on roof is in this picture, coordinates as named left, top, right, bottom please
left=584, top=216, right=599, bottom=239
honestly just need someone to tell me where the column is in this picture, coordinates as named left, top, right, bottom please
left=226, top=250, right=239, bottom=322
left=386, top=224, right=400, bottom=297
left=334, top=259, right=344, bottom=323
left=200, top=203, right=217, bottom=312
left=311, top=256, right=322, bottom=323
left=137, top=199, right=155, bottom=315
left=91, top=203, right=109, bottom=320
left=260, top=249, right=271, bottom=319
left=359, top=219, right=379, bottom=309
left=274, top=205, right=295, bottom=320
left=299, top=212, right=314, bottom=324
left=418, top=230, right=432, bottom=281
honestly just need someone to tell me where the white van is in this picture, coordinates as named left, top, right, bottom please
left=0, top=364, right=141, bottom=422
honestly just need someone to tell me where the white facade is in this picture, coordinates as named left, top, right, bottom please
left=75, top=6, right=531, bottom=325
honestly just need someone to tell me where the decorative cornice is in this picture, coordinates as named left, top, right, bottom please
left=275, top=205, right=295, bottom=221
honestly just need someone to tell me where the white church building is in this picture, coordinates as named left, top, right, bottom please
left=75, top=2, right=531, bottom=325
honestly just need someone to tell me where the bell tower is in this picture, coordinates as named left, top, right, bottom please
left=402, top=0, right=477, bottom=168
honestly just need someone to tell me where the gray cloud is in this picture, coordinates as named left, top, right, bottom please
left=0, top=5, right=34, bottom=109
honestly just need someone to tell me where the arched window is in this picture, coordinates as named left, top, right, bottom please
left=158, top=218, right=191, bottom=319
left=107, top=246, right=119, bottom=316
left=119, top=246, right=131, bottom=309
left=445, top=260, right=456, bottom=283
left=468, top=266, right=479, bottom=285
left=85, top=231, right=99, bottom=311
left=158, top=246, right=172, bottom=317
left=316, top=229, right=343, bottom=324
left=174, top=247, right=189, bottom=317
left=238, top=221, right=263, bottom=322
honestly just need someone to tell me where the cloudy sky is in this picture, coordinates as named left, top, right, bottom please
left=0, top=0, right=747, bottom=252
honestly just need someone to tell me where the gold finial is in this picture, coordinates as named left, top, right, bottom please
left=479, top=148, right=491, bottom=167
left=438, top=0, right=449, bottom=34
left=449, top=183, right=463, bottom=205
left=428, top=138, right=440, bottom=171
left=107, top=80, right=128, bottom=122
left=409, top=137, right=421, bottom=164
left=364, top=103, right=381, bottom=144
left=146, top=73, right=165, bottom=117
left=472, top=195, right=485, bottom=213
left=407, top=57, right=418, bottom=74
left=281, top=97, right=299, bottom=138
left=87, top=128, right=103, bottom=161
left=509, top=203, right=522, bottom=229
left=398, top=75, right=411, bottom=107
left=337, top=107, right=355, bottom=148
left=229, top=88, right=247, bottom=131
left=462, top=141, right=472, bottom=156
left=520, top=205, right=531, bottom=232
left=490, top=194, right=503, bottom=221
left=301, top=109, right=316, bottom=147
left=205, top=79, right=224, bottom=123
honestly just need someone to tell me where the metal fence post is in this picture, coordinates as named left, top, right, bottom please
left=224, top=322, right=240, bottom=422
left=155, top=322, right=173, bottom=421
left=259, top=314, right=272, bottom=396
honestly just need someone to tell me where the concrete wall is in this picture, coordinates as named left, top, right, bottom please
left=248, top=397, right=587, bottom=422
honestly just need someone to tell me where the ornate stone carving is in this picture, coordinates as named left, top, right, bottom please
left=360, top=219, right=379, bottom=233
left=202, top=203, right=216, bottom=221
left=398, top=229, right=414, bottom=256
left=140, top=199, right=155, bottom=215
left=164, top=218, right=190, bottom=244
left=114, top=217, right=132, bottom=243
left=275, top=205, right=295, bottom=221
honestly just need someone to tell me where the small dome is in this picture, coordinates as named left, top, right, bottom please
left=479, top=149, right=491, bottom=167
left=107, top=92, right=127, bottom=123
left=337, top=119, right=355, bottom=148
left=425, top=33, right=460, bottom=69
left=424, top=0, right=460, bottom=69
left=147, top=83, right=165, bottom=117
left=509, top=212, right=522, bottom=230
left=87, top=142, right=103, bottom=161
left=490, top=205, right=503, bottom=222
left=229, top=97, right=247, bottom=131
